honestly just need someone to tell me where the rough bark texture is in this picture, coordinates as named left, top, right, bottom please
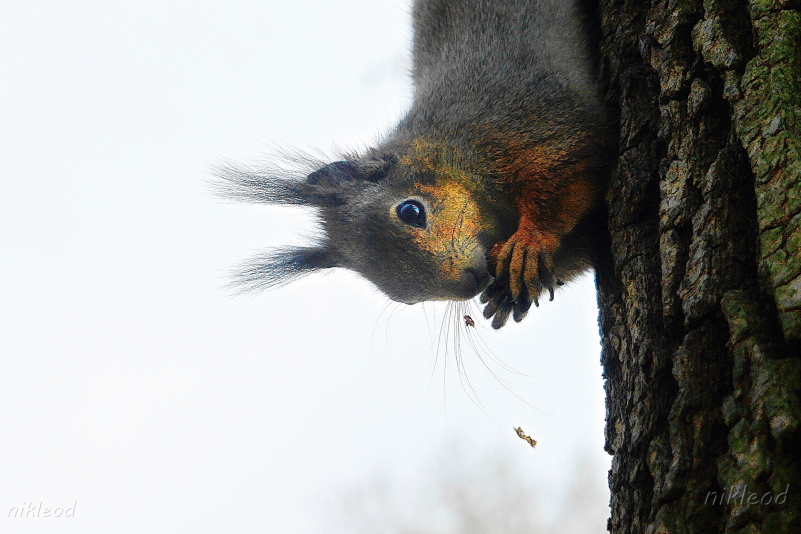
left=595, top=0, right=801, bottom=532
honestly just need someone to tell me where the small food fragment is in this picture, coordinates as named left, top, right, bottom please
left=515, top=426, right=537, bottom=448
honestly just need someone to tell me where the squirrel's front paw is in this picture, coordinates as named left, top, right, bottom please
left=479, top=232, right=557, bottom=329
left=480, top=280, right=530, bottom=329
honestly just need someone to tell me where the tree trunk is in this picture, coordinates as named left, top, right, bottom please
left=595, top=0, right=801, bottom=532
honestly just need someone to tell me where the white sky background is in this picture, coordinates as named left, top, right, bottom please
left=0, top=1, right=610, bottom=532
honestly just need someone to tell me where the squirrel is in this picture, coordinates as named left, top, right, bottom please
left=216, top=0, right=615, bottom=329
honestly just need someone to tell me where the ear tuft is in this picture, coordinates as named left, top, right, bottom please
left=212, top=154, right=396, bottom=208
left=230, top=246, right=337, bottom=294
left=212, top=162, right=311, bottom=206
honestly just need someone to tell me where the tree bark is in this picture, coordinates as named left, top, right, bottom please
left=595, top=0, right=801, bottom=532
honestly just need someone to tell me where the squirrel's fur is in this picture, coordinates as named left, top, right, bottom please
left=216, top=0, right=614, bottom=328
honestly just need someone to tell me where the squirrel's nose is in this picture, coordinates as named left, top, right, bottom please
left=465, top=267, right=491, bottom=294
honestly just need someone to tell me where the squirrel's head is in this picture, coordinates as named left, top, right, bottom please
left=216, top=143, right=513, bottom=303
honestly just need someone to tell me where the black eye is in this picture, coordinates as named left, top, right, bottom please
left=396, top=200, right=426, bottom=228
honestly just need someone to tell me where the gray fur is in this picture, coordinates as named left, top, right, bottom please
left=215, top=0, right=612, bottom=326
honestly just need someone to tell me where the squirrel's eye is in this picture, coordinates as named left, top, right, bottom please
left=396, top=200, right=426, bottom=228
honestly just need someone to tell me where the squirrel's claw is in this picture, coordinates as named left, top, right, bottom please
left=481, top=280, right=505, bottom=318
left=512, top=296, right=532, bottom=323
left=538, top=252, right=556, bottom=301
left=490, top=298, right=514, bottom=329
left=481, top=293, right=501, bottom=319
left=480, top=279, right=513, bottom=329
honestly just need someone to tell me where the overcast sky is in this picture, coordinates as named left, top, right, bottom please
left=1, top=1, right=610, bottom=532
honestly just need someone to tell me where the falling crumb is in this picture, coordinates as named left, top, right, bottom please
left=463, top=315, right=475, bottom=327
left=515, top=426, right=537, bottom=448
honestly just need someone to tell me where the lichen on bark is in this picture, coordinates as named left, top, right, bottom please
left=729, top=6, right=801, bottom=341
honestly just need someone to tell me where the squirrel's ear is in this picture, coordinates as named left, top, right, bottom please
left=231, top=246, right=337, bottom=294
left=213, top=155, right=396, bottom=208
left=306, top=156, right=396, bottom=187
left=302, top=155, right=397, bottom=206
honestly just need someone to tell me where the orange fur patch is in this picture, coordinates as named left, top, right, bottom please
left=412, top=180, right=483, bottom=281
left=396, top=138, right=490, bottom=284
left=483, top=131, right=597, bottom=241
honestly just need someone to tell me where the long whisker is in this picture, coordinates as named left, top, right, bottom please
left=453, top=301, right=485, bottom=409
left=462, top=303, right=546, bottom=414
left=371, top=299, right=397, bottom=358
